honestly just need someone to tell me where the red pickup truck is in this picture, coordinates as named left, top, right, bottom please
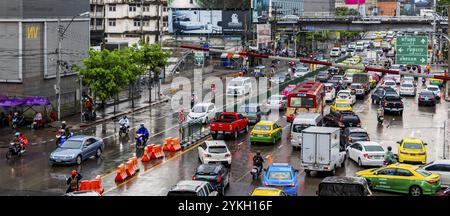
left=209, top=112, right=249, bottom=139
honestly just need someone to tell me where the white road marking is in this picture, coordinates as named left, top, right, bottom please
left=278, top=144, right=283, bottom=149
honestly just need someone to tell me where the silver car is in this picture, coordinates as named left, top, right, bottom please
left=49, top=135, right=104, bottom=165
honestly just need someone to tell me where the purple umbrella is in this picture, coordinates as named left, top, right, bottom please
left=0, top=98, right=26, bottom=107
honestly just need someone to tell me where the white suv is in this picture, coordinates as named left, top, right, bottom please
left=198, top=140, right=232, bottom=167
left=330, top=48, right=341, bottom=57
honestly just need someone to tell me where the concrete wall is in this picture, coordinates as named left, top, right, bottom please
left=0, top=0, right=89, bottom=19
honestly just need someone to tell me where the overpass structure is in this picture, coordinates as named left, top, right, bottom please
left=275, top=16, right=448, bottom=32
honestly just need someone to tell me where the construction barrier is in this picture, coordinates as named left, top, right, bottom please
left=78, top=175, right=104, bottom=194
left=150, top=144, right=165, bottom=159
left=163, top=137, right=181, bottom=152
left=141, top=145, right=154, bottom=162
left=125, top=157, right=139, bottom=177
left=114, top=164, right=127, bottom=182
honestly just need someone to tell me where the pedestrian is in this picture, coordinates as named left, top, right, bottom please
left=66, top=170, right=83, bottom=193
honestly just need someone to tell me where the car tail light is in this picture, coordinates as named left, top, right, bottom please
left=217, top=175, right=222, bottom=183
left=204, top=153, right=211, bottom=158
left=348, top=137, right=353, bottom=142
left=400, top=151, right=408, bottom=154
left=287, top=183, right=295, bottom=187
left=229, top=125, right=232, bottom=130
left=192, top=176, right=197, bottom=180
left=268, top=133, right=272, bottom=136
left=418, top=152, right=426, bottom=155
left=363, top=154, right=369, bottom=159
left=225, top=153, right=231, bottom=157
left=357, top=123, right=361, bottom=127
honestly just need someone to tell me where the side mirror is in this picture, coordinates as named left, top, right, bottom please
left=396, top=141, right=401, bottom=144
left=423, top=143, right=428, bottom=146
left=263, top=168, right=267, bottom=172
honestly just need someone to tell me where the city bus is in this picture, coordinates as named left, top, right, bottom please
left=286, top=81, right=325, bottom=123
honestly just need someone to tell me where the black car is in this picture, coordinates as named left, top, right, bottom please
left=324, top=111, right=361, bottom=128
left=167, top=180, right=219, bottom=196
left=316, top=71, right=331, bottom=82
left=192, top=164, right=230, bottom=196
left=371, top=88, right=386, bottom=104
left=418, top=91, right=437, bottom=106
left=317, top=176, right=372, bottom=196
left=341, top=127, right=370, bottom=147
left=382, top=94, right=404, bottom=115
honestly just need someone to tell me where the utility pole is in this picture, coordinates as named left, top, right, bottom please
left=56, top=19, right=63, bottom=121
left=432, top=0, right=437, bottom=64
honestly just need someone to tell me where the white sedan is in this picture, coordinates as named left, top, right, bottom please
left=346, top=141, right=385, bottom=167
left=425, top=85, right=441, bottom=99
left=336, top=90, right=356, bottom=105
left=198, top=140, right=232, bottom=167
left=266, top=94, right=287, bottom=110
left=294, top=67, right=310, bottom=77
left=399, top=82, right=416, bottom=96
left=187, top=103, right=216, bottom=124
left=422, top=160, right=450, bottom=187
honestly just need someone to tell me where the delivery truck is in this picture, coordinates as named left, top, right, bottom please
left=300, top=127, right=346, bottom=176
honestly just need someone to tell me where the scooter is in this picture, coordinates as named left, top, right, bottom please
left=56, top=129, right=73, bottom=148
left=6, top=142, right=25, bottom=160
left=135, top=134, right=147, bottom=148
left=119, top=124, right=129, bottom=137
left=250, top=165, right=262, bottom=180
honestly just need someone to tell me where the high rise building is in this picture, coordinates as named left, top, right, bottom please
left=303, top=0, right=335, bottom=16
left=270, top=0, right=304, bottom=17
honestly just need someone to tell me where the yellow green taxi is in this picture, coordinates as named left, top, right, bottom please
left=368, top=75, right=377, bottom=89
left=397, top=139, right=428, bottom=165
left=429, top=74, right=445, bottom=87
left=250, top=187, right=287, bottom=196
left=250, top=121, right=282, bottom=144
left=330, top=100, right=352, bottom=113
left=356, top=163, right=441, bottom=196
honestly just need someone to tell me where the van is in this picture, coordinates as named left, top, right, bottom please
left=290, top=113, right=322, bottom=150
left=317, top=176, right=372, bottom=196
left=226, top=77, right=252, bottom=96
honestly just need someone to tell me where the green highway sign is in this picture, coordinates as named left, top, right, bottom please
left=395, top=36, right=428, bottom=65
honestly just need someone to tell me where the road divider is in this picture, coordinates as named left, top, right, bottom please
left=78, top=175, right=104, bottom=195
left=163, top=137, right=181, bottom=152
left=115, top=156, right=140, bottom=182
left=150, top=144, right=165, bottom=159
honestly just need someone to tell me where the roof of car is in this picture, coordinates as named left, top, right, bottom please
left=205, top=140, right=227, bottom=147
left=320, top=176, right=368, bottom=185
left=256, top=121, right=275, bottom=126
left=196, top=164, right=223, bottom=174
left=335, top=100, right=350, bottom=104
left=170, top=180, right=209, bottom=192
left=402, top=138, right=423, bottom=143
left=385, top=163, right=419, bottom=170
left=428, top=160, right=450, bottom=165
left=353, top=141, right=381, bottom=146
left=268, top=163, right=293, bottom=171
left=68, top=135, right=91, bottom=141
left=324, top=83, right=334, bottom=87
left=427, top=85, right=439, bottom=88
left=194, top=103, right=213, bottom=107
left=346, top=127, right=367, bottom=133
left=251, top=187, right=284, bottom=196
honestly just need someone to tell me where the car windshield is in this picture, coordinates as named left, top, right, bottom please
left=364, top=145, right=384, bottom=152
left=427, top=87, right=439, bottom=91
left=268, top=171, right=292, bottom=180
left=351, top=84, right=361, bottom=88
left=292, top=124, right=311, bottom=133
left=297, top=68, right=308, bottom=72
left=229, top=80, right=243, bottom=86
left=192, top=106, right=206, bottom=113
left=254, top=125, right=271, bottom=131
left=415, top=168, right=432, bottom=177
left=385, top=82, right=395, bottom=85
left=338, top=92, right=350, bottom=97
left=332, top=49, right=339, bottom=51
left=401, top=84, right=413, bottom=88
left=284, top=87, right=294, bottom=92
left=240, top=106, right=257, bottom=113
left=332, top=77, right=342, bottom=80
left=421, top=91, right=434, bottom=96
left=404, top=143, right=423, bottom=150
left=351, top=132, right=368, bottom=138
left=208, top=146, right=228, bottom=154
left=60, top=140, right=82, bottom=149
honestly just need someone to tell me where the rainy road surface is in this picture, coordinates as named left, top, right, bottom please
left=0, top=67, right=448, bottom=196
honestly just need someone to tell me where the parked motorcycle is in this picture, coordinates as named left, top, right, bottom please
left=6, top=142, right=25, bottom=160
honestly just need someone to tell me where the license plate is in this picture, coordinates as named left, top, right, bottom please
left=56, top=160, right=61, bottom=163
left=276, top=186, right=283, bottom=189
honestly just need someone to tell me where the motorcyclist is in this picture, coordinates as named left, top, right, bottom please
left=119, top=116, right=130, bottom=129
left=66, top=170, right=83, bottom=193
left=13, top=132, right=27, bottom=152
left=384, top=146, right=397, bottom=165
left=422, top=77, right=426, bottom=85
left=252, top=151, right=265, bottom=174
left=377, top=105, right=384, bottom=123
left=136, top=123, right=149, bottom=145
left=60, top=121, right=71, bottom=138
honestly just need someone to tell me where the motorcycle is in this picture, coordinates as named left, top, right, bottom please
left=135, top=134, right=147, bottom=148
left=250, top=165, right=262, bottom=180
left=6, top=142, right=25, bottom=160
left=119, top=124, right=129, bottom=137
left=56, top=129, right=73, bottom=148
left=83, top=110, right=97, bottom=122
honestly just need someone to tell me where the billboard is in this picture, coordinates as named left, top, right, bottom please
left=222, top=11, right=251, bottom=34
left=257, top=24, right=271, bottom=44
left=252, top=0, right=270, bottom=23
left=414, top=0, right=431, bottom=7
left=345, top=0, right=366, bottom=4
left=168, top=0, right=250, bottom=9
left=169, top=10, right=222, bottom=34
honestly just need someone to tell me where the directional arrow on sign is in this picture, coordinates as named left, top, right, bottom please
left=398, top=47, right=403, bottom=53
left=421, top=38, right=426, bottom=44
left=421, top=58, right=426, bottom=63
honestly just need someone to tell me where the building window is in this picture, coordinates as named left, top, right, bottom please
left=109, top=5, right=116, bottom=12
left=109, top=19, right=116, bottom=26
left=96, top=6, right=103, bottom=12
left=129, top=5, right=137, bottom=12
left=134, top=20, right=141, bottom=27
left=91, top=5, right=95, bottom=12
left=143, top=6, right=150, bottom=12
left=96, top=19, right=103, bottom=26
left=163, top=7, right=167, bottom=12
left=163, top=22, right=168, bottom=27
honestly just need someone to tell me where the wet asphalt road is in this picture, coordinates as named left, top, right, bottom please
left=0, top=62, right=448, bottom=196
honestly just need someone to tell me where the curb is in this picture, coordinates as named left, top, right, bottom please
left=77, top=97, right=170, bottom=128
left=181, top=133, right=212, bottom=150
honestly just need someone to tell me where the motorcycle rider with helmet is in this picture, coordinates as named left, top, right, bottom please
left=253, top=151, right=265, bottom=175
left=119, top=116, right=130, bottom=133
left=136, top=123, right=149, bottom=145
left=384, top=146, right=397, bottom=165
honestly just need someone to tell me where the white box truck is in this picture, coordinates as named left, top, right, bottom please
left=300, top=127, right=346, bottom=176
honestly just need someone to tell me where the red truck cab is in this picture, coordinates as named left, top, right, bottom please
left=209, top=112, right=249, bottom=139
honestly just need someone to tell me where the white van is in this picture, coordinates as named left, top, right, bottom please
left=226, top=77, right=252, bottom=96
left=291, top=113, right=323, bottom=150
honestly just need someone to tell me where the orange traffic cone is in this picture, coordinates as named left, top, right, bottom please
left=267, top=154, right=273, bottom=164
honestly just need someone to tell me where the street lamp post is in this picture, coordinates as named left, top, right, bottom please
left=80, top=75, right=83, bottom=123
left=56, top=11, right=89, bottom=121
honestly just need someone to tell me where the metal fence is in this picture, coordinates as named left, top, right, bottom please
left=179, top=118, right=209, bottom=148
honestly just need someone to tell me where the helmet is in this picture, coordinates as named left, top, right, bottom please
left=140, top=123, right=145, bottom=127
left=15, top=132, right=20, bottom=136
left=123, top=116, right=127, bottom=119
left=71, top=170, right=77, bottom=177
left=387, top=146, right=392, bottom=151
left=256, top=151, right=261, bottom=156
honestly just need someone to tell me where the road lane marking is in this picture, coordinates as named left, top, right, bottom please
left=278, top=144, right=283, bottom=149
left=103, top=137, right=210, bottom=194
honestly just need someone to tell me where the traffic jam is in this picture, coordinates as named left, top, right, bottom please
left=1, top=31, right=449, bottom=197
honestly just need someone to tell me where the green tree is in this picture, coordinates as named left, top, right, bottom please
left=335, top=7, right=360, bottom=16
